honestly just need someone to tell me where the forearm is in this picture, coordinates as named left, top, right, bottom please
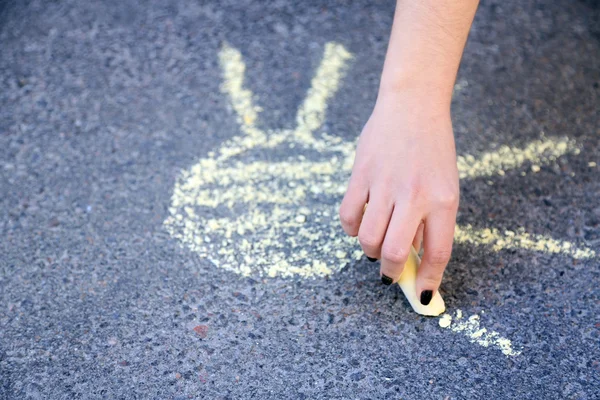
left=379, top=0, right=479, bottom=106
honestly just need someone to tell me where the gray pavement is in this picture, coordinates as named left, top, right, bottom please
left=1, top=0, right=599, bottom=399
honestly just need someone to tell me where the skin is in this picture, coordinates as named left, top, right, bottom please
left=339, top=0, right=480, bottom=303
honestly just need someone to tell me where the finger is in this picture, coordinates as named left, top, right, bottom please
left=412, top=221, right=425, bottom=253
left=379, top=205, right=422, bottom=284
left=357, top=196, right=393, bottom=260
left=416, top=211, right=456, bottom=305
left=339, top=173, right=368, bottom=237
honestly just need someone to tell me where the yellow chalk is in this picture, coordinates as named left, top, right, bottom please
left=396, top=247, right=446, bottom=316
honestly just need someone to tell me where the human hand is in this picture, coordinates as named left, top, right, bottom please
left=339, top=90, right=459, bottom=305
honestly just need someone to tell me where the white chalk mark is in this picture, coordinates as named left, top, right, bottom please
left=438, top=310, right=522, bottom=357
left=439, top=314, right=452, bottom=328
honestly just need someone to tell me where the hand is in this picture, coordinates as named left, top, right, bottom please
left=339, top=90, right=459, bottom=305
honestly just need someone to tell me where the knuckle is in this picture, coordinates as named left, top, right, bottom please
left=358, top=233, right=381, bottom=250
left=382, top=246, right=408, bottom=264
left=435, top=188, right=459, bottom=210
left=426, top=248, right=453, bottom=266
left=339, top=208, right=359, bottom=229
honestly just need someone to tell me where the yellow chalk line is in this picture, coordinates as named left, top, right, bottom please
left=294, top=43, right=353, bottom=142
left=454, top=224, right=595, bottom=259
left=218, top=43, right=264, bottom=136
left=216, top=43, right=353, bottom=164
left=439, top=310, right=522, bottom=357
left=457, top=136, right=579, bottom=179
left=181, top=159, right=341, bottom=186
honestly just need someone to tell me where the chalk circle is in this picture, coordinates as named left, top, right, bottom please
left=164, top=136, right=363, bottom=279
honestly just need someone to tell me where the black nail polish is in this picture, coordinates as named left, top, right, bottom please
left=367, top=256, right=378, bottom=262
left=381, top=275, right=393, bottom=285
left=420, top=290, right=433, bottom=306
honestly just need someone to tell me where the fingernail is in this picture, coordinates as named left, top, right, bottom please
left=367, top=256, right=378, bottom=262
left=420, top=290, right=433, bottom=306
left=381, top=275, right=393, bottom=285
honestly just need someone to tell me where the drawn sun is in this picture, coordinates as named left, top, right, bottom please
left=164, top=42, right=595, bottom=280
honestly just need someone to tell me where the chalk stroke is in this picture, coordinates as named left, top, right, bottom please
left=439, top=310, right=522, bottom=357
left=455, top=225, right=595, bottom=259
left=164, top=42, right=594, bottom=280
left=457, top=136, right=579, bottom=179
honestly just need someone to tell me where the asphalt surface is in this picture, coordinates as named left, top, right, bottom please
left=1, top=0, right=599, bottom=399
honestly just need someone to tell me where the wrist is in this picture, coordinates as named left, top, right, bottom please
left=379, top=60, right=456, bottom=98
left=376, top=82, right=453, bottom=116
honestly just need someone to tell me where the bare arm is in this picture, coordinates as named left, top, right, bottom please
left=381, top=0, right=479, bottom=102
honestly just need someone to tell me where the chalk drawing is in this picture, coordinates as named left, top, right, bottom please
left=162, top=41, right=600, bottom=357
left=164, top=41, right=594, bottom=280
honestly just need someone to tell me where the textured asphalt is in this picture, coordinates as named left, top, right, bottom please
left=1, top=0, right=599, bottom=399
